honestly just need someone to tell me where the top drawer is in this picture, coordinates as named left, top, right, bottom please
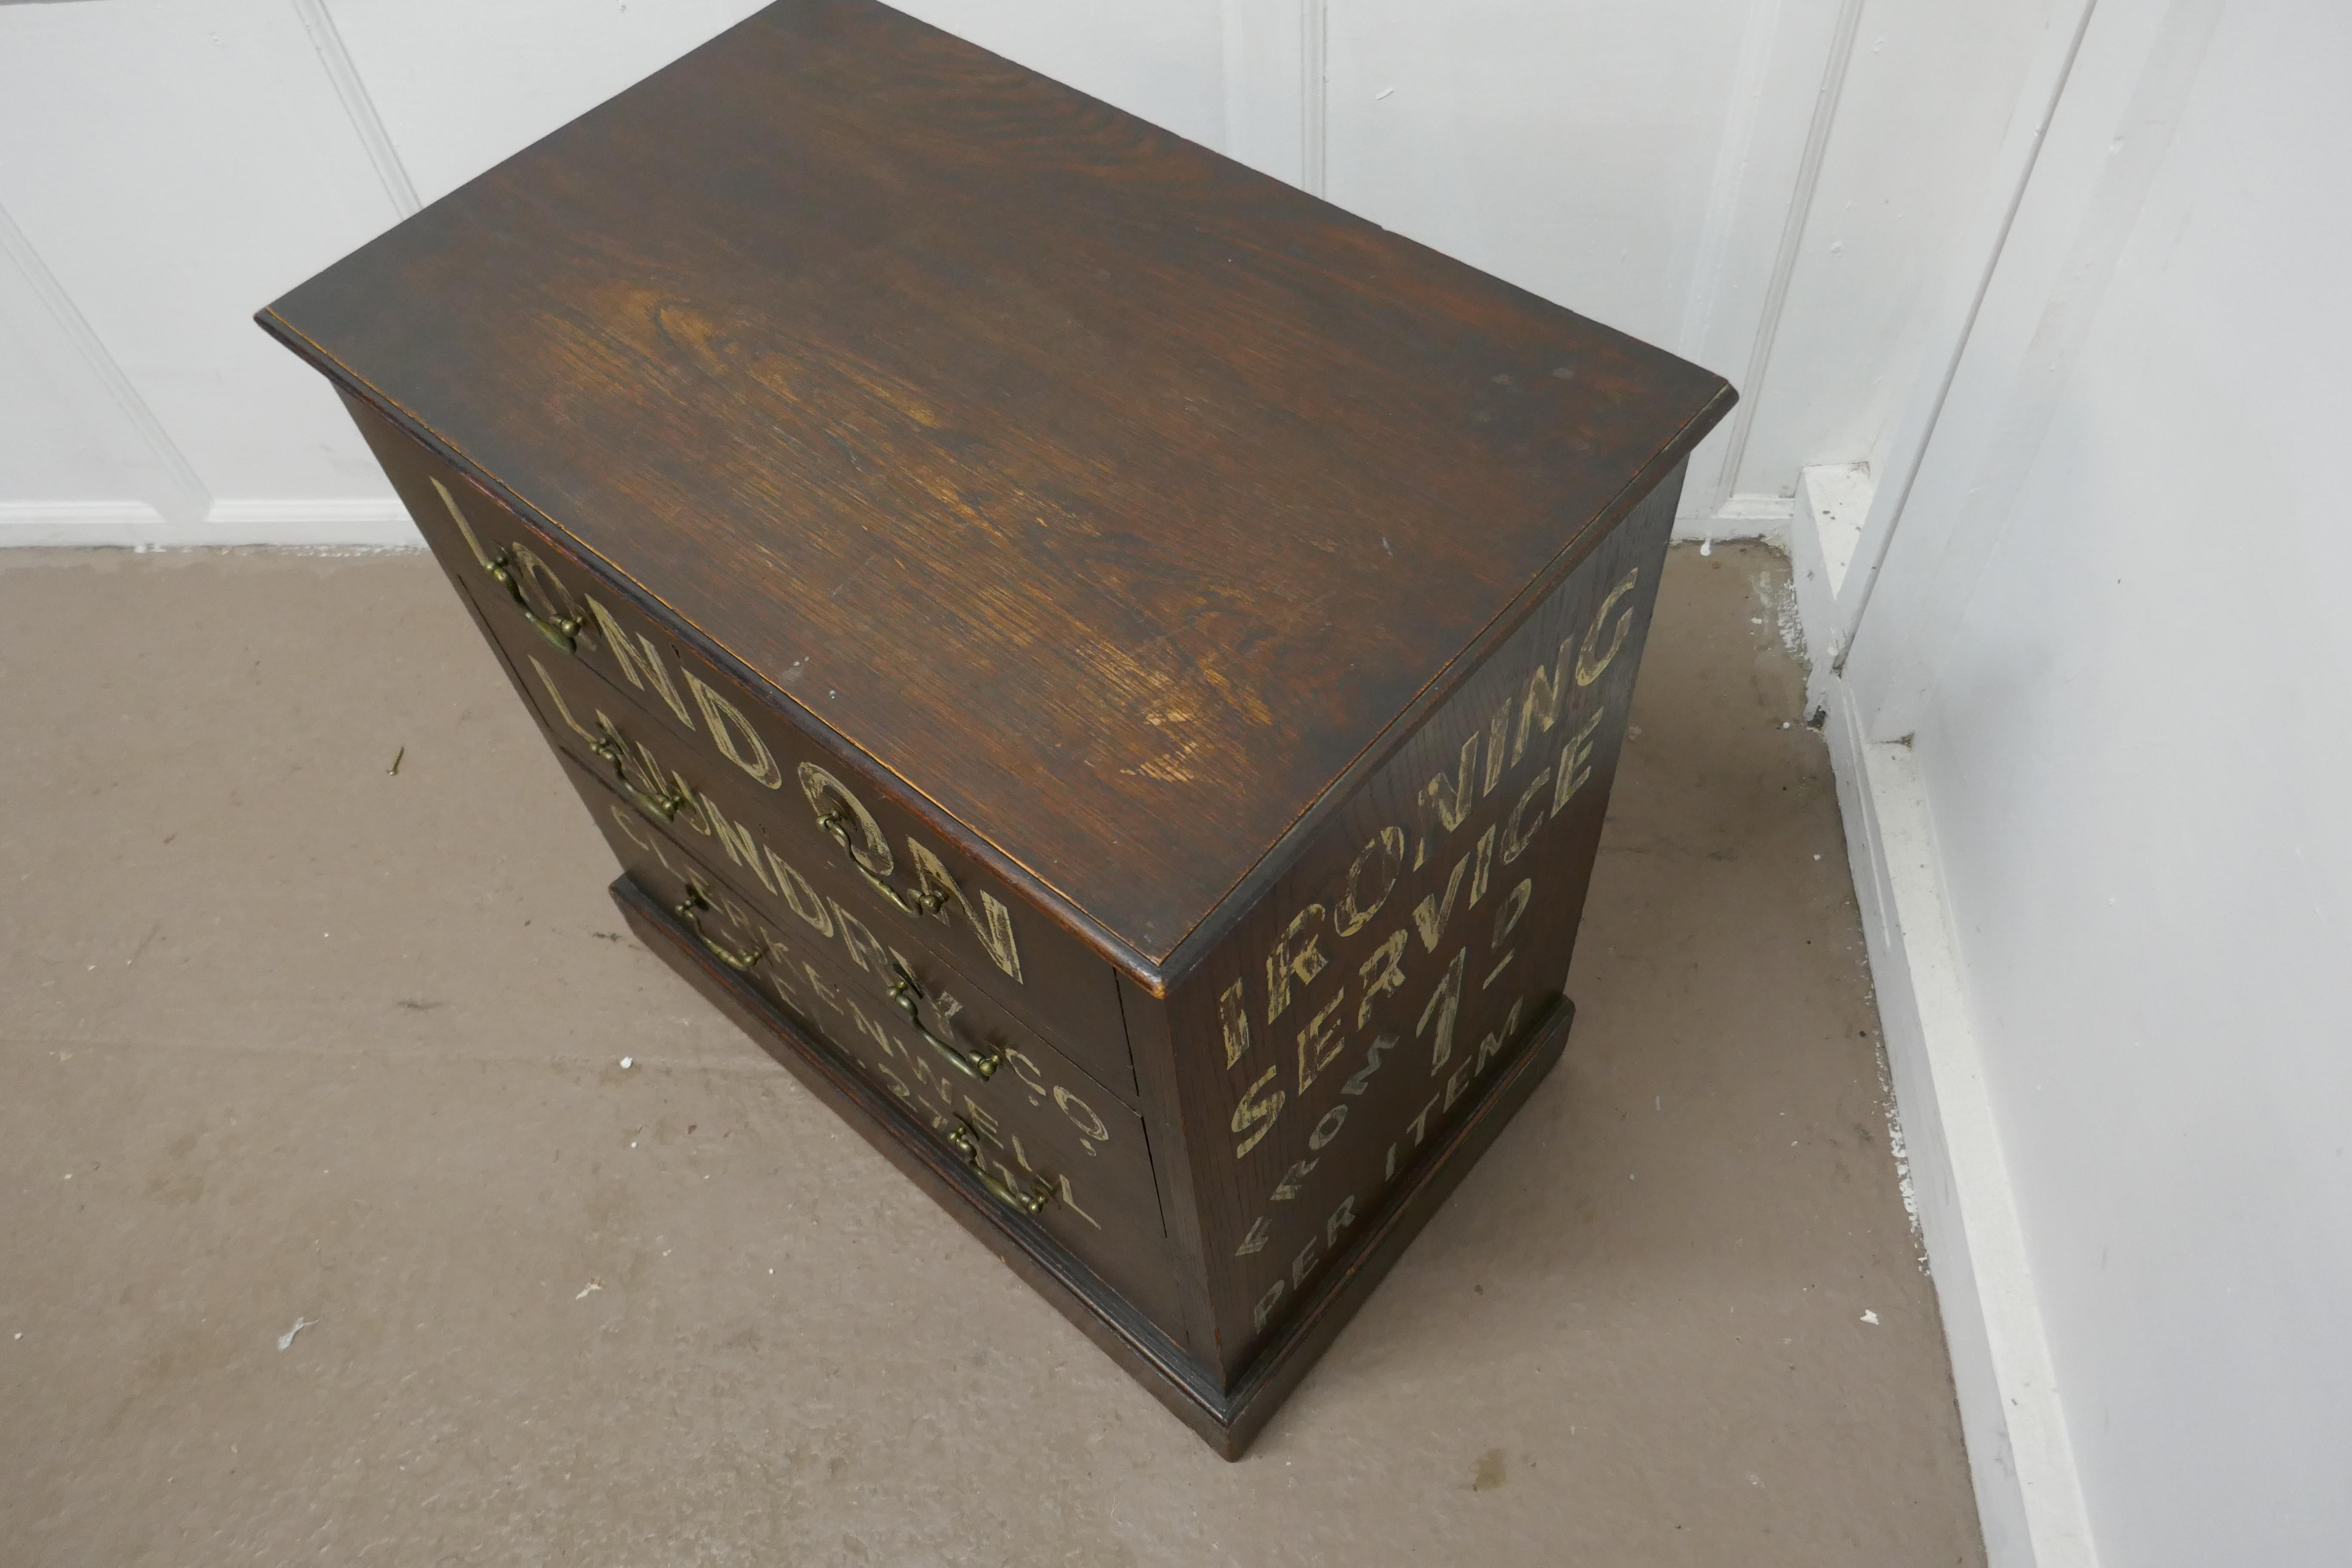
left=348, top=395, right=1134, bottom=1089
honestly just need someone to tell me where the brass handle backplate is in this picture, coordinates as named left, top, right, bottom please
left=673, top=887, right=765, bottom=973
left=888, top=964, right=1001, bottom=1081
left=945, top=1120, right=1051, bottom=1215
left=591, top=721, right=692, bottom=824
left=816, top=808, right=949, bottom=916
left=484, top=550, right=591, bottom=652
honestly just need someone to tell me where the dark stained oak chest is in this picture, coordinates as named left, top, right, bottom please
left=260, top=0, right=1733, bottom=1457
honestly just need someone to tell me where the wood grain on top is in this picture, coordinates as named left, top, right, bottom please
left=261, top=0, right=1733, bottom=975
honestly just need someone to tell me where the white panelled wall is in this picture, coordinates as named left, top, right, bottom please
left=2, top=0, right=2032, bottom=547
left=0, top=0, right=772, bottom=542
left=1814, top=1, right=2352, bottom=1565
left=9, top=5, right=2347, bottom=1568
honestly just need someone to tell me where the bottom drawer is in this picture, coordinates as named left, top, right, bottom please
left=554, top=751, right=1184, bottom=1332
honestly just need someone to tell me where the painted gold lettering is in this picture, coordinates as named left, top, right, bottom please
left=1291, top=1235, right=1320, bottom=1289
left=698, top=794, right=779, bottom=894
left=1475, top=1000, right=1524, bottom=1075
left=799, top=763, right=892, bottom=873
left=1003, top=1045, right=1049, bottom=1103
left=1219, top=979, right=1252, bottom=1069
left=1482, top=695, right=1513, bottom=796
left=910, top=1052, right=951, bottom=1104
left=1271, top=1158, right=1317, bottom=1200
left=1055, top=1173, right=1102, bottom=1230
left=1333, top=827, right=1406, bottom=937
left=1342, top=1033, right=1397, bottom=1098
left=529, top=655, right=600, bottom=744
left=1254, top=1280, right=1286, bottom=1331
left=1264, top=904, right=1328, bottom=1026
left=846, top=998, right=892, bottom=1054
left=1408, top=1094, right=1442, bottom=1148
left=587, top=597, right=695, bottom=727
left=509, top=545, right=576, bottom=634
left=1295, top=992, right=1348, bottom=1094
left=759, top=966, right=802, bottom=1009
left=1511, top=635, right=1576, bottom=764
left=658, top=766, right=714, bottom=839
left=1326, top=1194, right=1357, bottom=1250
left=1411, top=854, right=1468, bottom=953
left=1552, top=707, right=1607, bottom=817
left=763, top=848, right=833, bottom=934
left=1052, top=1087, right=1109, bottom=1147
left=914, top=1083, right=960, bottom=1123
left=1443, top=1058, right=1474, bottom=1112
left=431, top=477, right=495, bottom=570
left=831, top=902, right=890, bottom=975
left=1418, top=947, right=1467, bottom=1070
left=1470, top=824, right=1497, bottom=906
left=1308, top=1103, right=1349, bottom=1150
left=452, top=490, right=579, bottom=638
left=607, top=802, right=652, bottom=850
left=1356, top=929, right=1408, bottom=1027
left=686, top=673, right=782, bottom=788
left=1494, top=879, right=1534, bottom=946
left=903, top=838, right=1026, bottom=983
left=641, top=744, right=707, bottom=841
left=911, top=1066, right=957, bottom=1115
left=1231, top=1066, right=1286, bottom=1159
left=1502, top=768, right=1553, bottom=864
left=1575, top=567, right=1640, bottom=686
left=1237, top=1215, right=1273, bottom=1256
left=1419, top=732, right=1478, bottom=841
left=800, top=962, right=838, bottom=1011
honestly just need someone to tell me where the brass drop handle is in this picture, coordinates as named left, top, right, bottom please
left=816, top=808, right=949, bottom=916
left=888, top=963, right=1002, bottom=1081
left=483, top=549, right=591, bottom=652
left=590, top=720, right=692, bottom=824
left=945, top=1120, right=1051, bottom=1215
left=673, top=886, right=765, bottom=973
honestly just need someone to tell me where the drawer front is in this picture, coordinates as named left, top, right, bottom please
left=518, top=628, right=1139, bottom=1103
left=554, top=751, right=1183, bottom=1329
left=345, top=394, right=1133, bottom=1086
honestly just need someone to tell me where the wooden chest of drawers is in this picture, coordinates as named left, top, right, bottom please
left=258, top=0, right=1733, bottom=1456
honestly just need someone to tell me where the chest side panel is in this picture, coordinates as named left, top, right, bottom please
left=1160, top=476, right=1681, bottom=1371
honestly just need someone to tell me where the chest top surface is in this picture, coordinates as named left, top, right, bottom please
left=263, top=0, right=1732, bottom=976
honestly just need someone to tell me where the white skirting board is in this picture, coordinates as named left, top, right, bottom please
left=0, top=499, right=421, bottom=549
left=1672, top=490, right=1793, bottom=546
left=1818, top=671, right=2099, bottom=1568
